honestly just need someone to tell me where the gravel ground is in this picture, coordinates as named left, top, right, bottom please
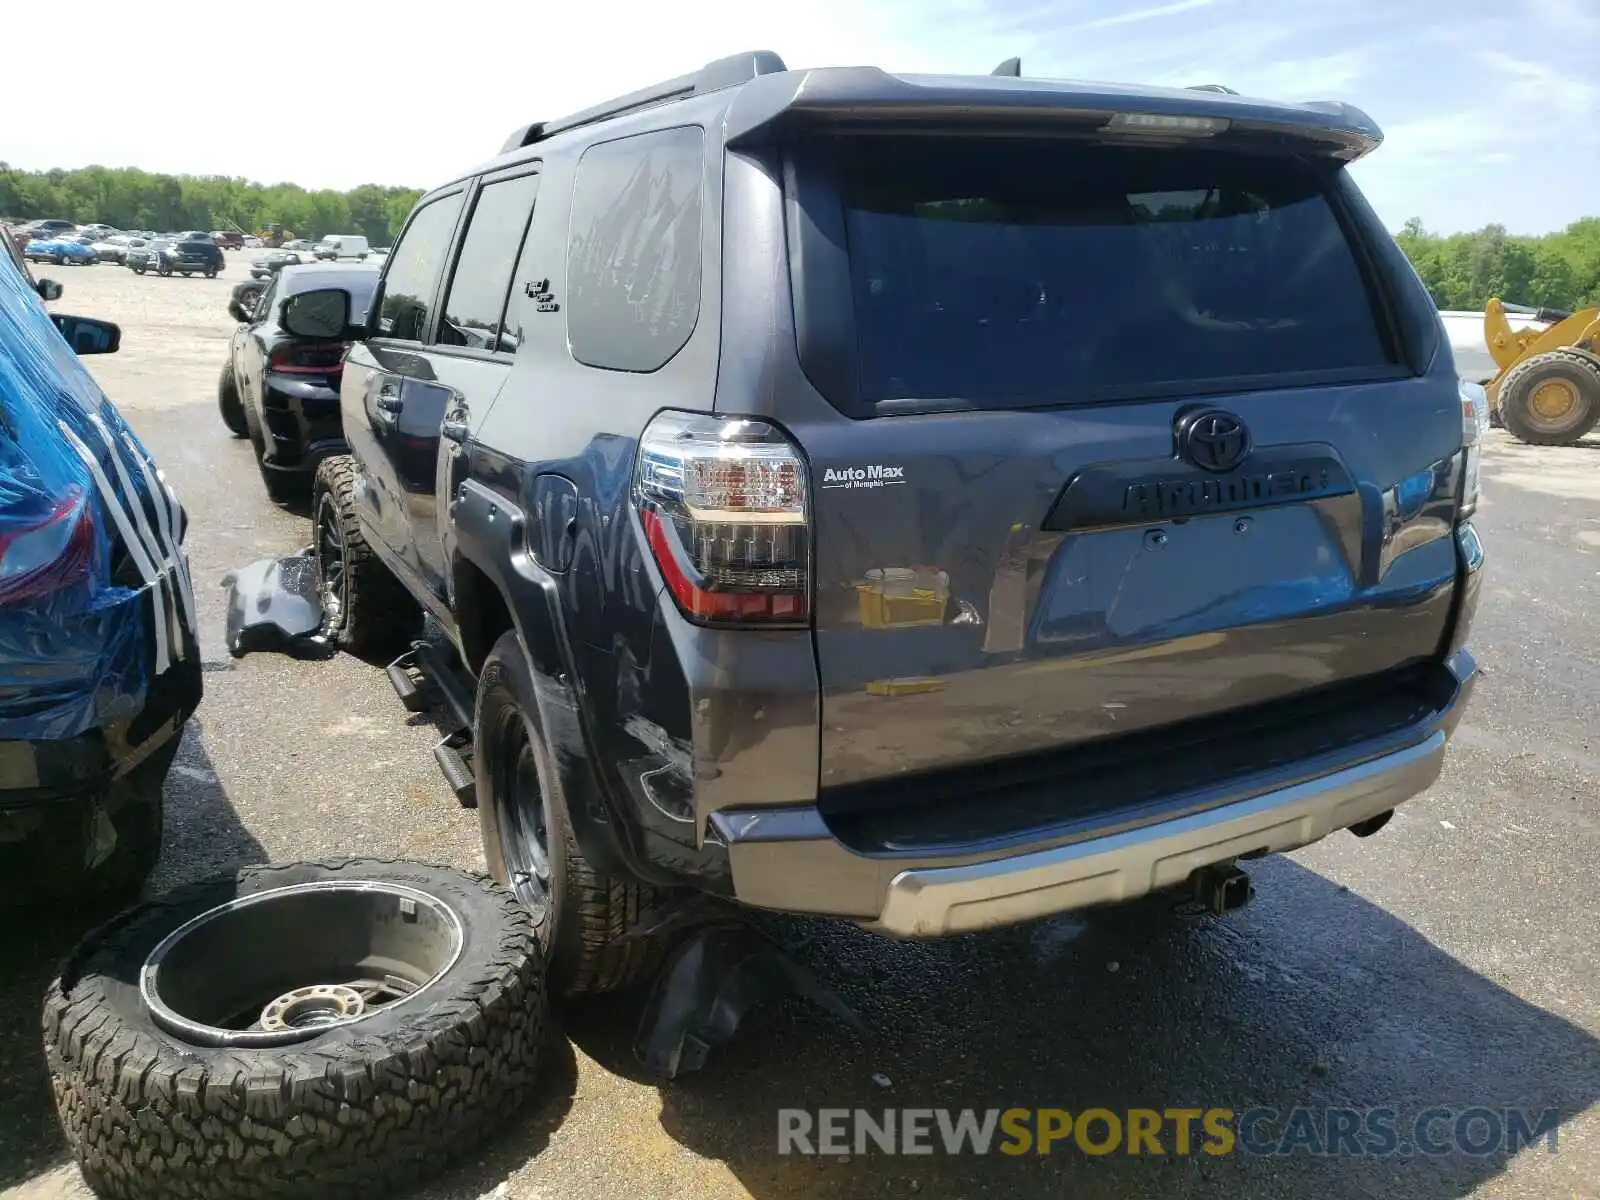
left=1, top=255, right=1597, bottom=1200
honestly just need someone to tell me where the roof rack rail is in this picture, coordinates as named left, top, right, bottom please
left=498, top=50, right=788, bottom=155
left=1186, top=83, right=1239, bottom=94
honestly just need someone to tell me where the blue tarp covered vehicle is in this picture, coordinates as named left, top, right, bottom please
left=0, top=232, right=201, bottom=900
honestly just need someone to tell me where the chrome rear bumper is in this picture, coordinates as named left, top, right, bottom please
left=712, top=649, right=1476, bottom=937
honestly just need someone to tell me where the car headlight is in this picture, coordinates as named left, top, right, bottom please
left=1460, top=380, right=1488, bottom=519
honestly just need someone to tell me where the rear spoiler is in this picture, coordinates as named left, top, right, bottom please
left=724, top=68, right=1383, bottom=161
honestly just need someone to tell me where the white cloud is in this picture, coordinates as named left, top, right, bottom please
left=1063, top=0, right=1227, bottom=32
left=1526, top=0, right=1600, bottom=35
left=1476, top=50, right=1598, bottom=121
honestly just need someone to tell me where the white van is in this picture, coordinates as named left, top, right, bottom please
left=313, top=235, right=370, bottom=262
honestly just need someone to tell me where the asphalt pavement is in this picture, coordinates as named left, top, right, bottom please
left=0, top=256, right=1596, bottom=1200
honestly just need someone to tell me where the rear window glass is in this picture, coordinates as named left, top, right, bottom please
left=832, top=138, right=1393, bottom=409
left=566, top=126, right=704, bottom=373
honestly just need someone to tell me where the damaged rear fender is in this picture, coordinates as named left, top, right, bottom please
left=451, top=480, right=668, bottom=887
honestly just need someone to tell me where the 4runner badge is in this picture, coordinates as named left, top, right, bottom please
left=821, top=464, right=907, bottom=490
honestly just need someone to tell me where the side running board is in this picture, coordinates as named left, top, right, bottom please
left=387, top=642, right=479, bottom=809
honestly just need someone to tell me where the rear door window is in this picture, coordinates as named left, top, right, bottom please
left=437, top=171, right=539, bottom=353
left=822, top=137, right=1395, bottom=411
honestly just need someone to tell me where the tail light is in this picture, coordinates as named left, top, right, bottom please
left=1459, top=380, right=1488, bottom=519
left=634, top=411, right=810, bottom=625
left=268, top=341, right=346, bottom=375
left=0, top=490, right=95, bottom=604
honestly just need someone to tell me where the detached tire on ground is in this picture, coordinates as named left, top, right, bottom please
left=311, top=454, right=423, bottom=658
left=43, top=858, right=547, bottom=1200
left=476, top=630, right=671, bottom=997
left=1497, top=348, right=1600, bottom=445
left=217, top=362, right=248, bottom=437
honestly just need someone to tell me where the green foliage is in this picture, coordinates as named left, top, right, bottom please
left=6, top=159, right=1597, bottom=313
left=1396, top=218, right=1600, bottom=311
left=0, top=163, right=422, bottom=244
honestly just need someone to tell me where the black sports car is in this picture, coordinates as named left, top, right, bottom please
left=218, top=262, right=379, bottom=504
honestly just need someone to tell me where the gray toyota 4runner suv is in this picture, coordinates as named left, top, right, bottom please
left=282, top=51, right=1485, bottom=995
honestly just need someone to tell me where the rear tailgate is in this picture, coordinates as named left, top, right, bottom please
left=772, top=131, right=1463, bottom=792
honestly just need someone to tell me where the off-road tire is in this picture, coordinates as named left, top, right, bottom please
left=217, top=362, right=248, bottom=437
left=43, top=858, right=548, bottom=1200
left=312, top=454, right=422, bottom=658
left=1497, top=348, right=1600, bottom=445
left=476, top=630, right=671, bottom=997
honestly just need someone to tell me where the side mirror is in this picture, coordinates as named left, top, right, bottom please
left=35, top=278, right=63, bottom=301
left=228, top=298, right=250, bottom=323
left=280, top=287, right=360, bottom=340
left=52, top=314, right=121, bottom=355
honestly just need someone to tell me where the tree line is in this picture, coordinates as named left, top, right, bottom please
left=0, top=163, right=423, bottom=246
left=1390, top=218, right=1598, bottom=312
left=4, top=163, right=1599, bottom=314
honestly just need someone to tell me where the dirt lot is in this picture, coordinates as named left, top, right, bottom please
left=1, top=255, right=1598, bottom=1200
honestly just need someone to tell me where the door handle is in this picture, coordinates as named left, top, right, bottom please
left=441, top=411, right=470, bottom=444
left=376, top=393, right=404, bottom=414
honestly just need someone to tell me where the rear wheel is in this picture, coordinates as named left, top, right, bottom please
left=311, top=455, right=422, bottom=658
left=217, top=362, right=248, bottom=437
left=1498, top=349, right=1600, bottom=445
left=475, top=631, right=672, bottom=997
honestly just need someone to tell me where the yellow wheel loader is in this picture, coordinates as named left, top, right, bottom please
left=257, top=223, right=294, bottom=249
left=1483, top=298, right=1600, bottom=445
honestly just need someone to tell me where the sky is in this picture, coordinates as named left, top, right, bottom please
left=3, top=0, right=1595, bottom=235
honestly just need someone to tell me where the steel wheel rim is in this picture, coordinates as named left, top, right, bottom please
left=140, top=880, right=464, bottom=1048
left=494, top=711, right=551, bottom=920
left=313, top=493, right=348, bottom=627
left=1528, top=378, right=1579, bottom=426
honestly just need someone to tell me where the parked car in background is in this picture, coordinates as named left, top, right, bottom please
left=165, top=235, right=225, bottom=277
left=24, top=236, right=98, bottom=265
left=249, top=250, right=303, bottom=279
left=313, top=234, right=370, bottom=261
left=242, top=234, right=263, bottom=248
left=282, top=238, right=317, bottom=252
left=24, top=218, right=77, bottom=240
left=125, top=238, right=173, bottom=274
left=129, top=236, right=223, bottom=277
left=218, top=262, right=380, bottom=503
left=228, top=277, right=268, bottom=321
left=0, top=223, right=201, bottom=902
left=91, top=235, right=133, bottom=263
left=214, top=230, right=244, bottom=249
